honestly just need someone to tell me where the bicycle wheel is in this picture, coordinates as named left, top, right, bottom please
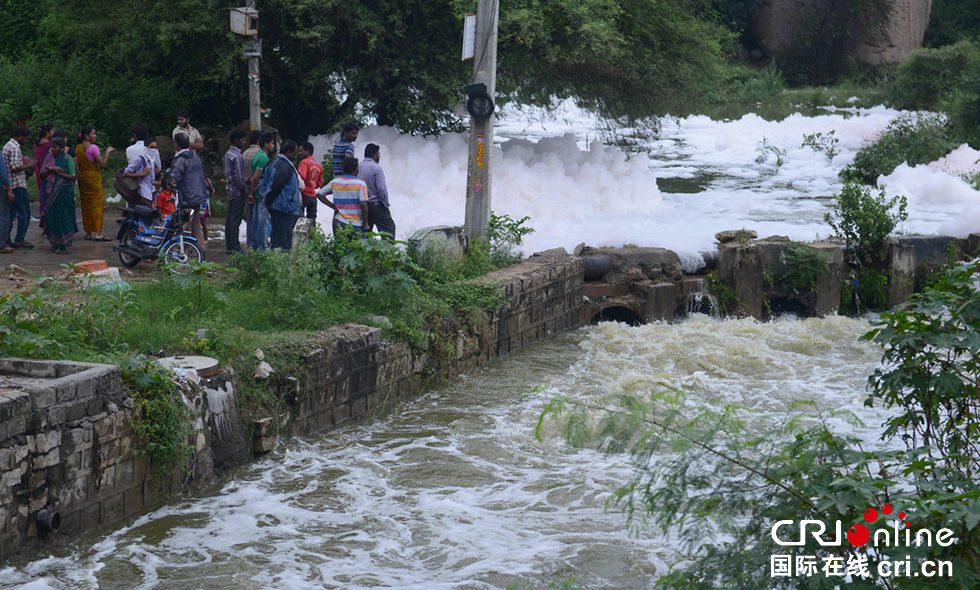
left=160, top=239, right=205, bottom=274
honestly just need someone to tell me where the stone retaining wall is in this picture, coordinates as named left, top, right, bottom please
left=0, top=251, right=588, bottom=561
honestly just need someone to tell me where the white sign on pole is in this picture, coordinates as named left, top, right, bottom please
left=462, top=14, right=477, bottom=61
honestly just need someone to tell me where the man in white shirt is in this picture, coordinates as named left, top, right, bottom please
left=125, top=123, right=149, bottom=164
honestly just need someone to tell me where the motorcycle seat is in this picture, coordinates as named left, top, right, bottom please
left=133, top=205, right=158, bottom=219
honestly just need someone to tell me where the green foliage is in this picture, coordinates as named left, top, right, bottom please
left=754, top=137, right=785, bottom=169
left=841, top=114, right=955, bottom=186
left=0, top=0, right=737, bottom=138
left=487, top=213, right=535, bottom=267
left=781, top=243, right=829, bottom=293
left=705, top=270, right=739, bottom=318
left=824, top=181, right=907, bottom=269
left=942, top=57, right=980, bottom=149
left=801, top=130, right=840, bottom=160
left=889, top=41, right=980, bottom=111
left=119, top=356, right=193, bottom=479
left=776, top=0, right=891, bottom=86
left=923, top=0, right=980, bottom=48
left=864, top=260, right=980, bottom=479
left=501, top=0, right=734, bottom=123
left=735, top=63, right=786, bottom=105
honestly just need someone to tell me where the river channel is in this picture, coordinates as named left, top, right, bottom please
left=1, top=315, right=889, bottom=589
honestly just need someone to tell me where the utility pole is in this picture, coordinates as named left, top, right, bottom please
left=247, top=51, right=262, bottom=130
left=464, top=0, right=498, bottom=242
left=230, top=5, right=261, bottom=130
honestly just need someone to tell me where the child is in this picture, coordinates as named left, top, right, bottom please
left=151, top=176, right=177, bottom=235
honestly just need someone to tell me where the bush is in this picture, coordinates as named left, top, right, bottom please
left=943, top=57, right=980, bottom=149
left=735, top=63, right=786, bottom=104
left=889, top=40, right=979, bottom=110
left=841, top=113, right=954, bottom=185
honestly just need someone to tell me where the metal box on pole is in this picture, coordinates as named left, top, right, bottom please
left=229, top=7, right=259, bottom=37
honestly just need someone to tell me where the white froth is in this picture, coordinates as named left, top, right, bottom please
left=307, top=102, right=980, bottom=268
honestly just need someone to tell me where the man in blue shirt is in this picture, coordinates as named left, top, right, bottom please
left=0, top=153, right=12, bottom=253
left=331, top=122, right=359, bottom=179
left=262, top=140, right=302, bottom=250
left=358, top=143, right=395, bottom=241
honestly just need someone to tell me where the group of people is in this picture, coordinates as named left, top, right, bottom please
left=223, top=121, right=396, bottom=252
left=0, top=113, right=396, bottom=257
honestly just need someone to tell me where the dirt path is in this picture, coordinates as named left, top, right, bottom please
left=2, top=202, right=235, bottom=279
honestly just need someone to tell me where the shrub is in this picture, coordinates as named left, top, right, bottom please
left=942, top=57, right=980, bottom=149
left=841, top=113, right=954, bottom=185
left=889, top=40, right=979, bottom=110
left=736, top=62, right=785, bottom=104
left=825, top=181, right=907, bottom=268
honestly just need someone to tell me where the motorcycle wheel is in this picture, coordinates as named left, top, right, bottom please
left=160, top=239, right=205, bottom=274
left=117, top=227, right=141, bottom=268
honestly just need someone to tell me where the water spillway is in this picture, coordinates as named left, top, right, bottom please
left=1, top=316, right=888, bottom=589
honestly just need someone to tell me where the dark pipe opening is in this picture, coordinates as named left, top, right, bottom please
left=36, top=509, right=61, bottom=534
left=592, top=306, right=644, bottom=326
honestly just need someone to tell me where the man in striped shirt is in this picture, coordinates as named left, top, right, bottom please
left=316, top=156, right=367, bottom=239
left=331, top=123, right=358, bottom=179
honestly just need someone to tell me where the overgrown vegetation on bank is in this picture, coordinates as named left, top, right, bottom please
left=541, top=260, right=980, bottom=588
left=0, top=215, right=533, bottom=470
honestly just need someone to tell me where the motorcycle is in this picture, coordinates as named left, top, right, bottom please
left=112, top=193, right=205, bottom=273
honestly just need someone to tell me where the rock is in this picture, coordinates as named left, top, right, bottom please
left=368, top=315, right=393, bottom=328
left=8, top=264, right=27, bottom=276
left=573, top=242, right=586, bottom=257
left=254, top=348, right=265, bottom=361
left=254, top=361, right=274, bottom=380
left=106, top=402, right=119, bottom=413
left=761, top=235, right=791, bottom=242
left=715, top=229, right=758, bottom=244
left=626, top=266, right=645, bottom=282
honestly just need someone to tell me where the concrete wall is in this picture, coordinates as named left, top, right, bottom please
left=0, top=251, right=588, bottom=561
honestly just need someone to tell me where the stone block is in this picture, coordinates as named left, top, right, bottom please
left=333, top=402, right=351, bottom=424
left=81, top=503, right=100, bottom=530
left=640, top=282, right=676, bottom=323
left=86, top=395, right=105, bottom=416
left=888, top=241, right=916, bottom=309
left=32, top=448, right=60, bottom=470
left=30, top=387, right=57, bottom=410
left=44, top=404, right=67, bottom=426
left=896, top=235, right=962, bottom=269
left=66, top=399, right=88, bottom=422
left=54, top=380, right=77, bottom=404
left=7, top=415, right=26, bottom=438
left=103, top=492, right=124, bottom=523
left=124, top=487, right=145, bottom=516
left=115, top=458, right=135, bottom=488
left=717, top=243, right=764, bottom=319
left=351, top=395, right=367, bottom=418
left=810, top=242, right=843, bottom=316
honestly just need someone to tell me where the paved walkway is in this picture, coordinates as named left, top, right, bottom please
left=2, top=202, right=234, bottom=277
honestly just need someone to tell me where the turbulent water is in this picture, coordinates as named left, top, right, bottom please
left=1, top=316, right=889, bottom=589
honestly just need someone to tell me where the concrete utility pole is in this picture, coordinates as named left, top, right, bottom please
left=248, top=53, right=262, bottom=130
left=464, top=0, right=499, bottom=242
left=230, top=5, right=261, bottom=130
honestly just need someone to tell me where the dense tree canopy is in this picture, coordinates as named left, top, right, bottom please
left=0, top=0, right=731, bottom=141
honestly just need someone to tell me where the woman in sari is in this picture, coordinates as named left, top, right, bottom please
left=34, top=123, right=54, bottom=233
left=40, top=137, right=76, bottom=253
left=75, top=125, right=115, bottom=240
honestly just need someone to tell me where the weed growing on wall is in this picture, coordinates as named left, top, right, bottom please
left=705, top=270, right=740, bottom=318
left=781, top=243, right=829, bottom=293
left=119, top=357, right=193, bottom=481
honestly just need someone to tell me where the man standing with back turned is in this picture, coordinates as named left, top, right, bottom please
left=358, top=143, right=395, bottom=240
left=332, top=123, right=358, bottom=179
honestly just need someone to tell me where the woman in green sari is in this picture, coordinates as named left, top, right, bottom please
left=40, top=137, right=77, bottom=253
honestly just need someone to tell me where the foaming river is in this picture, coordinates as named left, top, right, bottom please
left=1, top=315, right=888, bottom=589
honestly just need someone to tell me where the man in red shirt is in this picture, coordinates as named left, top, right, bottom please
left=297, top=142, right=322, bottom=220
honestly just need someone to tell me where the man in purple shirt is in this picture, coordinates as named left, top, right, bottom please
left=223, top=129, right=248, bottom=253
left=358, top=143, right=395, bottom=240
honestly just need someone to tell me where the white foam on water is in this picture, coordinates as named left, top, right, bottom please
left=1, top=315, right=890, bottom=589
